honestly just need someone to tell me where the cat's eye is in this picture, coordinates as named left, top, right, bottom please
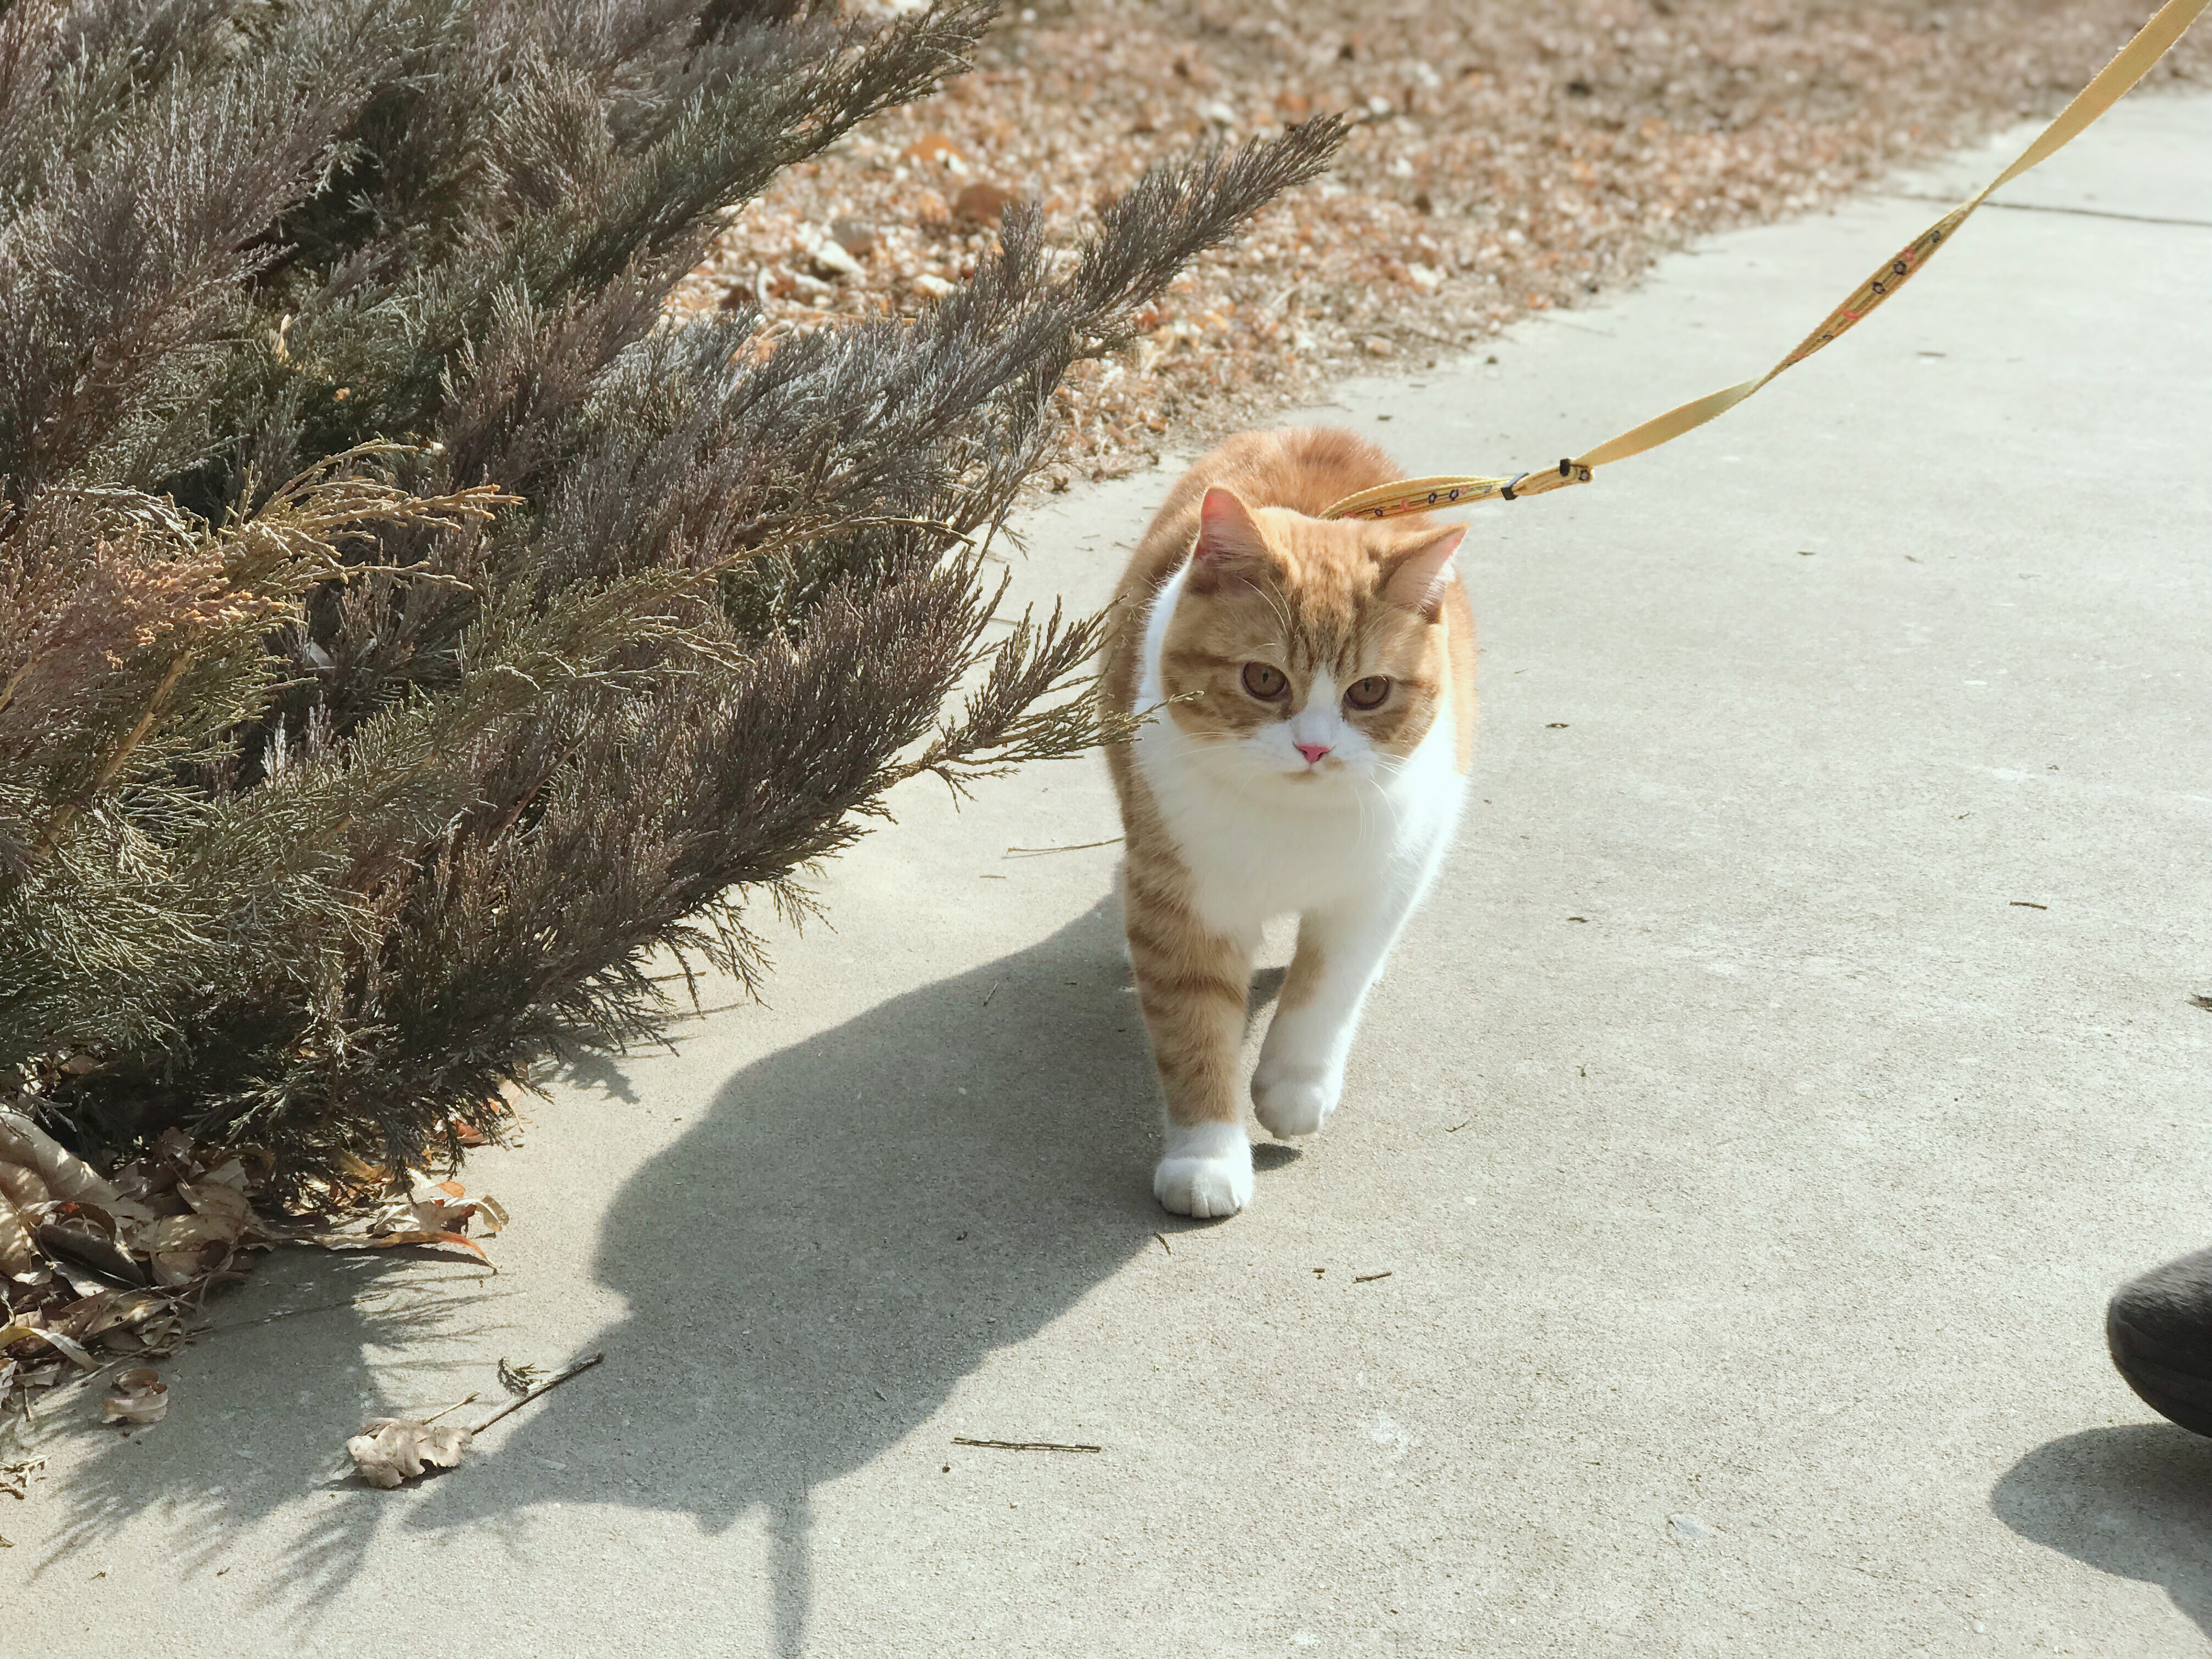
left=1242, top=662, right=1289, bottom=701
left=1344, top=676, right=1392, bottom=710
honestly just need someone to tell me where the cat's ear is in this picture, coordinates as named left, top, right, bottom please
left=1188, top=488, right=1272, bottom=594
left=1380, top=527, right=1465, bottom=619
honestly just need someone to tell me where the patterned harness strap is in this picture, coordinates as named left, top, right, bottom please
left=1320, top=0, right=2208, bottom=523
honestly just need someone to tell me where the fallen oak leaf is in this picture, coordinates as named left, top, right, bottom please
left=46, top=1289, right=166, bottom=1344
left=346, top=1418, right=470, bottom=1487
left=345, top=1389, right=479, bottom=1487
left=335, top=1151, right=390, bottom=1187
left=104, top=1366, right=168, bottom=1425
left=347, top=1355, right=604, bottom=1490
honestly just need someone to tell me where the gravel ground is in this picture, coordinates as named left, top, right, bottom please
left=670, top=0, right=2210, bottom=480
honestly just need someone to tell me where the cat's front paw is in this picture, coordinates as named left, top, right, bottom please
left=1154, top=1121, right=1254, bottom=1218
left=1250, top=1064, right=1339, bottom=1139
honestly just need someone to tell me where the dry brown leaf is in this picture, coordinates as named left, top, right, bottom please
left=1, top=1110, right=162, bottom=1291
left=177, top=1175, right=253, bottom=1234
left=347, top=1417, right=471, bottom=1487
left=37, top=1215, right=151, bottom=1288
left=146, top=1212, right=240, bottom=1286
left=0, top=1105, right=494, bottom=1429
left=36, top=1325, right=96, bottom=1371
left=0, top=1111, right=123, bottom=1210
left=53, top=1288, right=167, bottom=1342
left=381, top=1172, right=476, bottom=1234
left=337, top=1151, right=390, bottom=1187
left=303, top=1169, right=504, bottom=1260
left=103, top=1366, right=168, bottom=1425
left=0, top=1161, right=48, bottom=1283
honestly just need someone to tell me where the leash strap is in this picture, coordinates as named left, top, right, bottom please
left=1319, top=0, right=2209, bottom=522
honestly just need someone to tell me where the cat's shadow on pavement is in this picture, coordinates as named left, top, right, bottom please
left=400, top=895, right=1279, bottom=1655
left=1990, top=1421, right=2212, bottom=1638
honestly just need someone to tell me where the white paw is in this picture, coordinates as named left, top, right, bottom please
left=1153, top=1121, right=1254, bottom=1218
left=1251, top=1064, right=1339, bottom=1139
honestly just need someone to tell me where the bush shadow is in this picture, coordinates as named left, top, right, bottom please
left=33, top=1251, right=514, bottom=1605
left=403, top=896, right=1209, bottom=1655
left=1990, top=1421, right=2212, bottom=1636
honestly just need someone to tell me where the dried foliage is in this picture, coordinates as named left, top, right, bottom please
left=347, top=1415, right=470, bottom=1487
left=0, top=0, right=1344, bottom=1258
left=0, top=1097, right=503, bottom=1426
left=0, top=1106, right=268, bottom=1415
left=101, top=1366, right=168, bottom=1425
left=345, top=1350, right=601, bottom=1486
left=674, top=0, right=2212, bottom=477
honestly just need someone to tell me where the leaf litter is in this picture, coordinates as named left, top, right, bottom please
left=2, top=1100, right=506, bottom=1438
left=101, top=1368, right=168, bottom=1425
left=346, top=1354, right=604, bottom=1489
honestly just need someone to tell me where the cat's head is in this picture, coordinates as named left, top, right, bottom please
left=1159, top=487, right=1464, bottom=783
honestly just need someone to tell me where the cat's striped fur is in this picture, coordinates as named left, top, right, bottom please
left=1101, top=427, right=1476, bottom=1217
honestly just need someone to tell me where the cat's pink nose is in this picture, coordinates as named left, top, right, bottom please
left=1295, top=742, right=1331, bottom=766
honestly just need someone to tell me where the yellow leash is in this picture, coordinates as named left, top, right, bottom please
left=1319, top=0, right=2210, bottom=523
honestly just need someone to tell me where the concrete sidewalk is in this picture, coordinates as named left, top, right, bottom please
left=8, top=96, right=2210, bottom=1658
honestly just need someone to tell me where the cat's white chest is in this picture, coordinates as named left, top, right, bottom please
left=1130, top=565, right=1464, bottom=934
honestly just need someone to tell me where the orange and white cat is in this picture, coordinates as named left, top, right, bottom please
left=1101, top=427, right=1476, bottom=1218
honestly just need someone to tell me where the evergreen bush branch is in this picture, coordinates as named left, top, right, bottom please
left=0, top=0, right=1347, bottom=1189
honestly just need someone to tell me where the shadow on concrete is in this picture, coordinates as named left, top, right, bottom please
left=1990, top=1422, right=2212, bottom=1637
left=37, top=896, right=1293, bottom=1645
left=36, top=1252, right=514, bottom=1606
left=402, top=895, right=1261, bottom=1656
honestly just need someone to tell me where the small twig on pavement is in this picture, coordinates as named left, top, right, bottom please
left=1003, top=838, right=1122, bottom=858
left=420, top=1391, right=481, bottom=1425
left=1444, top=1121, right=1469, bottom=1133
left=667, top=999, right=751, bottom=1022
left=1152, top=1232, right=1170, bottom=1256
left=470, top=1353, right=605, bottom=1435
left=1353, top=1272, right=1393, bottom=1284
left=952, top=1437, right=1102, bottom=1454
